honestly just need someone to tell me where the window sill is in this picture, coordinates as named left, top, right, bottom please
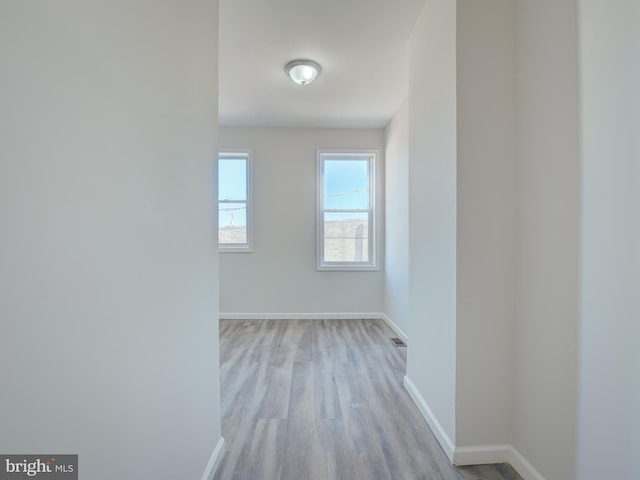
left=219, top=246, right=253, bottom=253
left=317, top=263, right=379, bottom=272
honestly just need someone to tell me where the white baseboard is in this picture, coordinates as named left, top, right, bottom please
left=380, top=313, right=408, bottom=344
left=220, top=312, right=409, bottom=344
left=201, top=437, right=225, bottom=480
left=453, top=444, right=545, bottom=480
left=403, top=375, right=455, bottom=462
left=219, top=312, right=386, bottom=321
left=454, top=444, right=512, bottom=465
left=503, top=445, right=546, bottom=480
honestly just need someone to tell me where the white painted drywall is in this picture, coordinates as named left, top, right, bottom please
left=514, top=1, right=580, bottom=478
left=0, top=2, right=222, bottom=479
left=577, top=1, right=640, bottom=478
left=406, top=0, right=458, bottom=447
left=406, top=3, right=640, bottom=478
left=384, top=100, right=410, bottom=339
left=455, top=0, right=516, bottom=448
left=218, top=127, right=385, bottom=315
left=634, top=3, right=640, bottom=472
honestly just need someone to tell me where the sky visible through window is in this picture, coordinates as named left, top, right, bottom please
left=324, top=159, right=369, bottom=210
left=218, top=158, right=247, bottom=228
left=322, top=157, right=371, bottom=264
left=218, top=154, right=371, bottom=255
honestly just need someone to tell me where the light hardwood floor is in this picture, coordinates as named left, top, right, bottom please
left=215, top=319, right=522, bottom=480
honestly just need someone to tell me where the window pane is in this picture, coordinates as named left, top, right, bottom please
left=219, top=202, right=247, bottom=244
left=219, top=158, right=247, bottom=201
left=323, top=212, right=369, bottom=262
left=323, top=159, right=369, bottom=210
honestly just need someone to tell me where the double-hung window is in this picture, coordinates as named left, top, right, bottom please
left=317, top=150, right=378, bottom=270
left=218, top=150, right=252, bottom=252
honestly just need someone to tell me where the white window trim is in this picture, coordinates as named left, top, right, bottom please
left=218, top=149, right=253, bottom=253
left=317, top=149, right=379, bottom=271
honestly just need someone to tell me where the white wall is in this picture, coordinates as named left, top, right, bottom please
left=455, top=0, right=516, bottom=448
left=634, top=4, right=640, bottom=471
left=514, top=1, right=580, bottom=478
left=406, top=0, right=458, bottom=449
left=406, top=3, right=639, bottom=479
left=577, top=1, right=640, bottom=478
left=407, top=0, right=518, bottom=457
left=384, top=100, right=410, bottom=339
left=0, top=2, right=222, bottom=479
left=218, top=127, right=385, bottom=316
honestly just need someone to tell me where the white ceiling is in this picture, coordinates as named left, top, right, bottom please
left=218, top=0, right=425, bottom=128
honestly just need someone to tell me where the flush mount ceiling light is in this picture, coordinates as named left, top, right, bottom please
left=284, top=59, right=321, bottom=86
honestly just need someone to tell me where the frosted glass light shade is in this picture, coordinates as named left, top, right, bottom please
left=284, top=59, right=321, bottom=86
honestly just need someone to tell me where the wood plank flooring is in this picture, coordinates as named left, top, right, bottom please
left=215, top=319, right=522, bottom=480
